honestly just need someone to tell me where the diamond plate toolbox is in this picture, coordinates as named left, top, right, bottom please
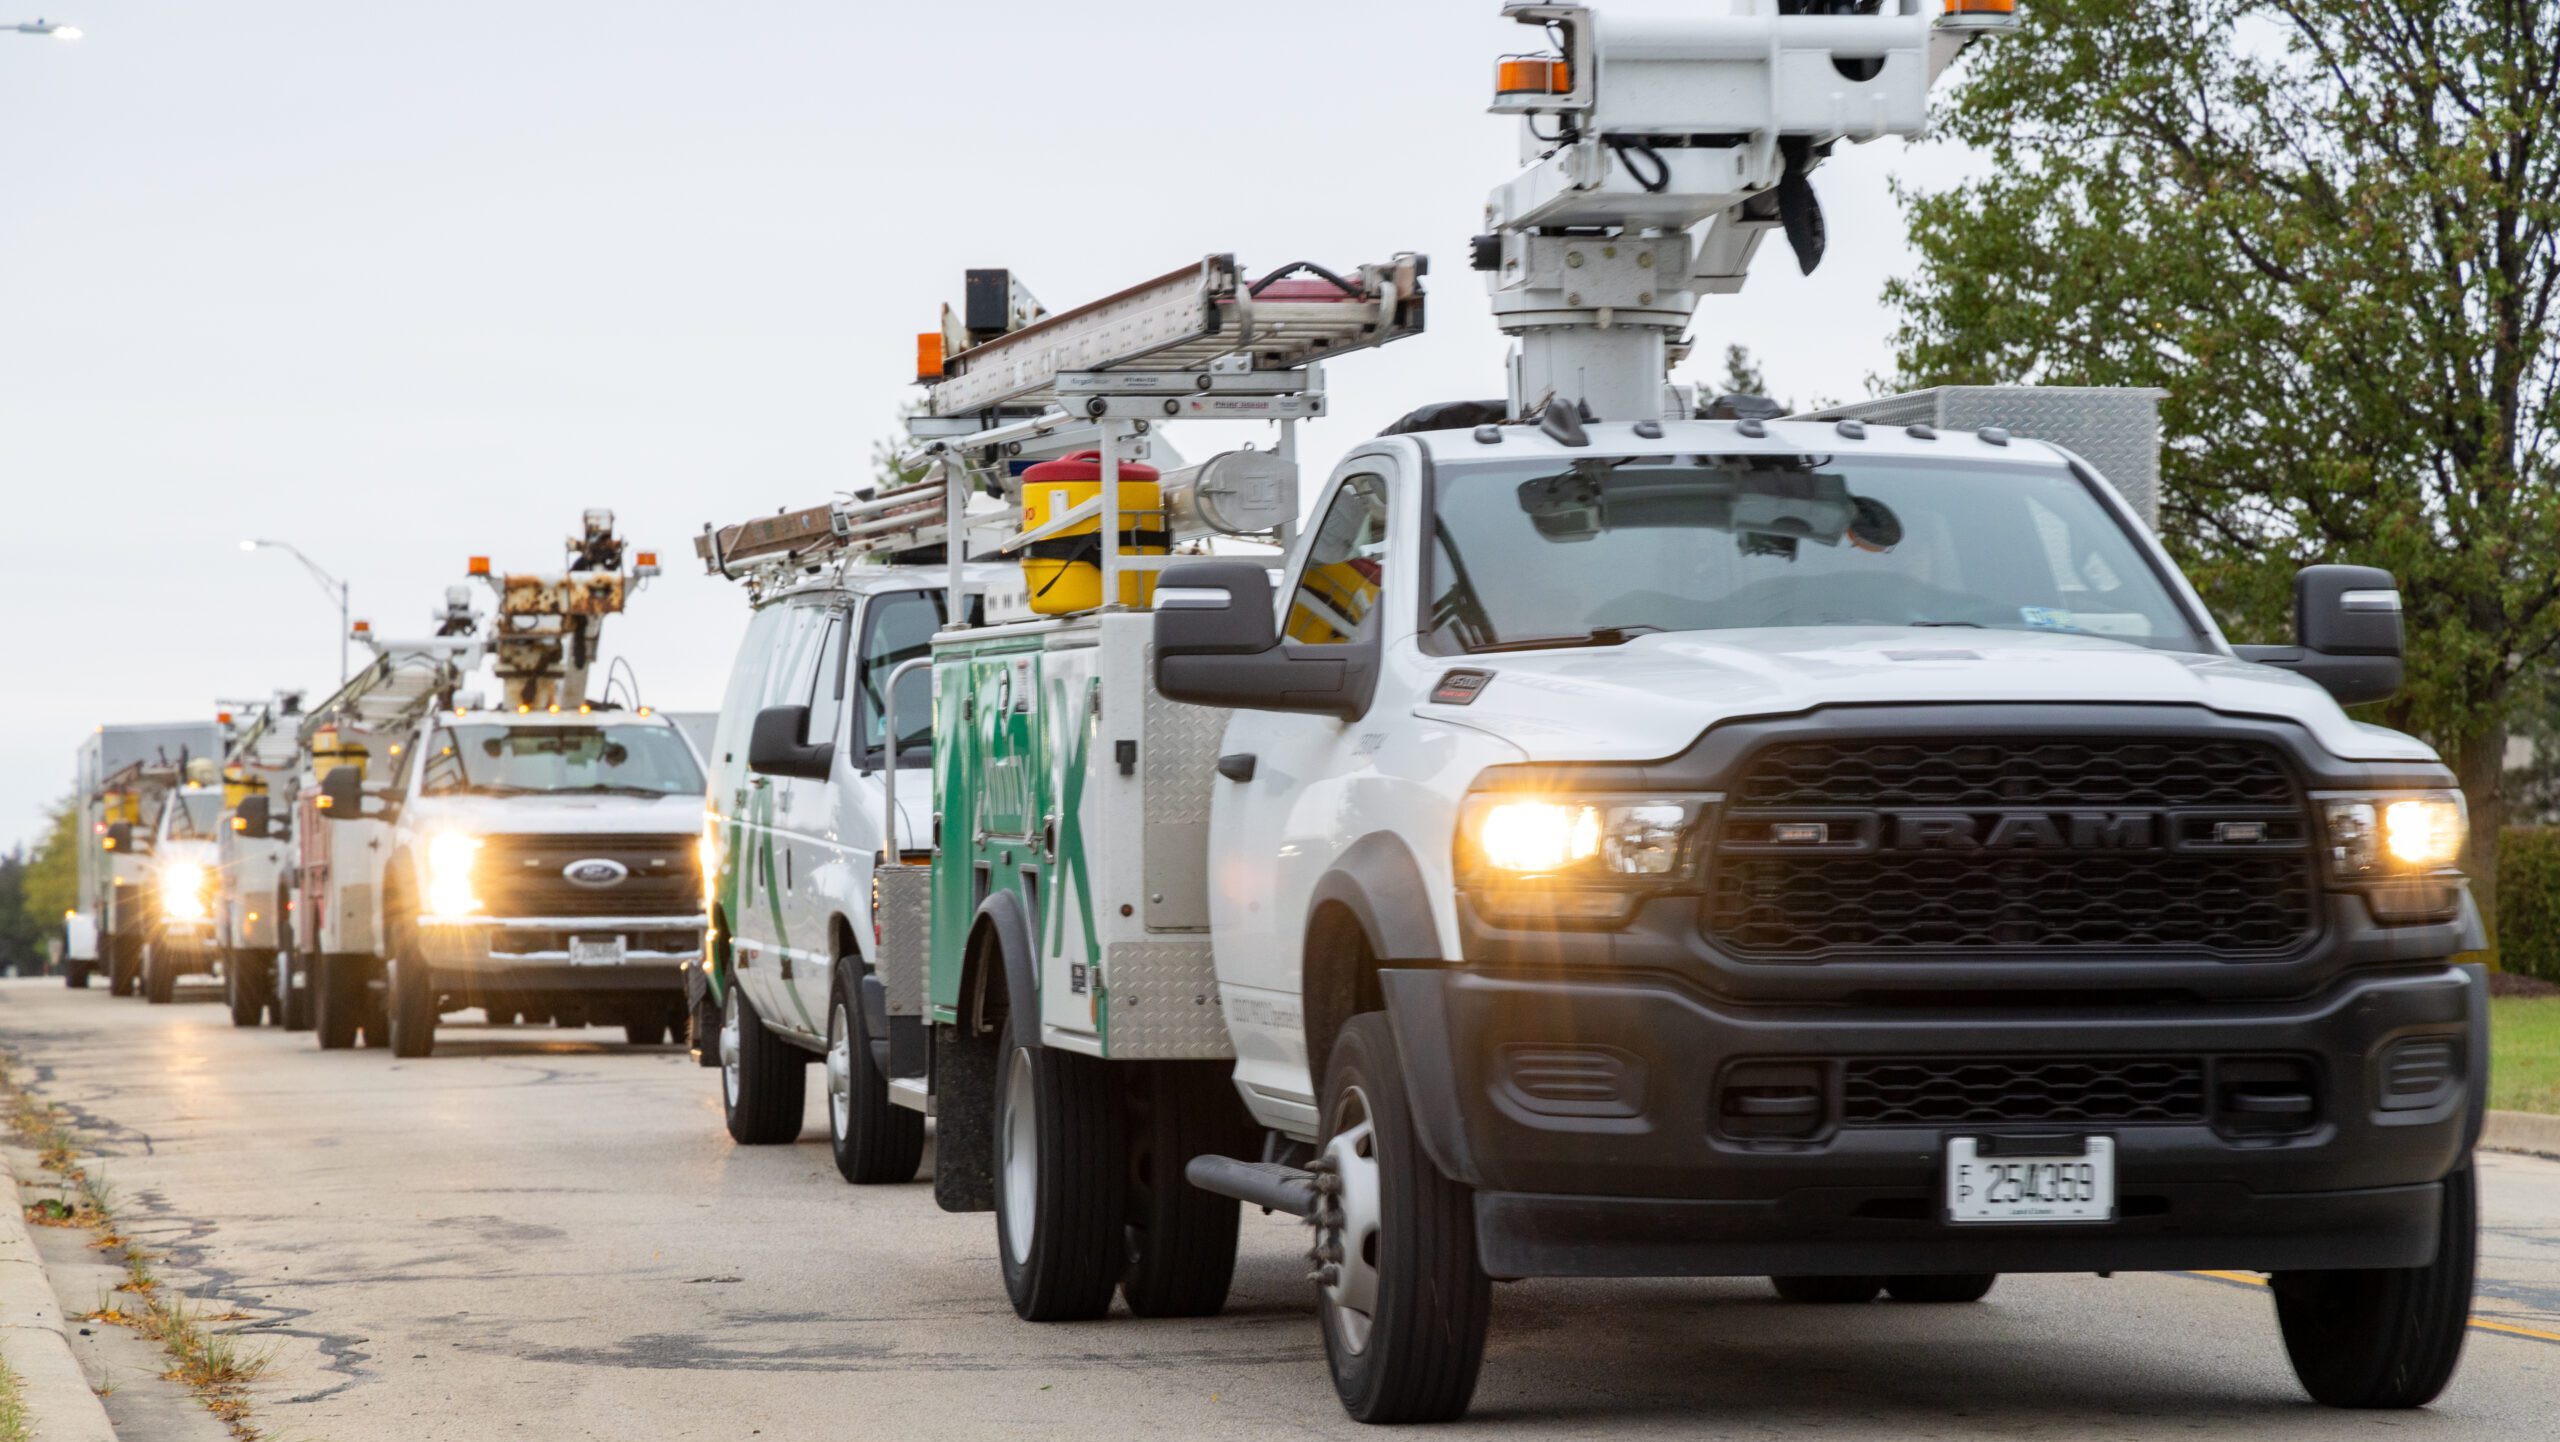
left=1103, top=939, right=1231, bottom=1059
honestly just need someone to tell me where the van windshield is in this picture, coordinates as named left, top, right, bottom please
left=1426, top=454, right=2201, bottom=653
left=419, top=724, right=704, bottom=798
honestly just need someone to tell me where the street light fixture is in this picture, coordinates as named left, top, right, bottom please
left=242, top=538, right=354, bottom=683
left=8, top=18, right=82, bottom=39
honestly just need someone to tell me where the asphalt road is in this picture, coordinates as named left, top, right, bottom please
left=3, top=976, right=2556, bottom=1441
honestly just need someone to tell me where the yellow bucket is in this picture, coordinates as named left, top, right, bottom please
left=312, top=726, right=368, bottom=783
left=1017, top=452, right=1166, bottom=615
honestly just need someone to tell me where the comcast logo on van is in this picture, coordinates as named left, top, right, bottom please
left=562, top=858, right=629, bottom=888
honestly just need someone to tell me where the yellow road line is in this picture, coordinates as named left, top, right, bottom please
left=2183, top=1270, right=2560, bottom=1345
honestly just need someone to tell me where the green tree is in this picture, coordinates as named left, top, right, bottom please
left=7, top=799, right=79, bottom=975
left=1885, top=0, right=2560, bottom=957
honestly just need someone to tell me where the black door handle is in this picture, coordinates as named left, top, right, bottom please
left=1216, top=753, right=1257, bottom=783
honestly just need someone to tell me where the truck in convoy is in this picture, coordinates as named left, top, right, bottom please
left=711, top=2, right=2486, bottom=1423
left=215, top=690, right=308, bottom=1028
left=295, top=513, right=708, bottom=1057
left=69, top=720, right=223, bottom=993
left=136, top=771, right=232, bottom=1003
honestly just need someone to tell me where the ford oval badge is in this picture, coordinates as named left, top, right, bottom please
left=563, top=858, right=629, bottom=888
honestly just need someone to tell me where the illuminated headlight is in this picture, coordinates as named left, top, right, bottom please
left=2318, top=790, right=2466, bottom=925
left=1456, top=795, right=1705, bottom=927
left=160, top=862, right=210, bottom=922
left=425, top=833, right=484, bottom=918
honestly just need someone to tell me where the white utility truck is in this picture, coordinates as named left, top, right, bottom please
left=214, top=691, right=309, bottom=1027
left=295, top=514, right=708, bottom=1056
left=69, top=720, right=224, bottom=994
left=742, top=2, right=2481, bottom=1424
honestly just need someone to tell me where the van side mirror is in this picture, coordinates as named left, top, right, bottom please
left=2235, top=564, right=2404, bottom=706
left=235, top=794, right=274, bottom=838
left=317, top=766, right=364, bottom=820
left=748, top=705, right=835, bottom=781
left=1152, top=561, right=1376, bottom=721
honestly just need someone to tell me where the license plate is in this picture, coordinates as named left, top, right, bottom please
left=1944, top=1136, right=2116, bottom=1224
left=567, top=936, right=627, bottom=967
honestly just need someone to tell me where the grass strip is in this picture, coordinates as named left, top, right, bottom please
left=2, top=1052, right=272, bottom=1438
left=2492, top=996, right=2560, bottom=1116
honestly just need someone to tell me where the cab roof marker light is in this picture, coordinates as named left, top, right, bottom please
left=2340, top=589, right=2402, bottom=612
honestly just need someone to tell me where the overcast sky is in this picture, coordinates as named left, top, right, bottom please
left=0, top=0, right=1984, bottom=847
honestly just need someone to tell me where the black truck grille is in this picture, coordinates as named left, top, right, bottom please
left=1704, top=735, right=2316, bottom=958
left=475, top=833, right=701, bottom=918
left=1842, top=1056, right=2207, bottom=1126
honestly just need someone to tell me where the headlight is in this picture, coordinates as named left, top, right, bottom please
left=2318, top=789, right=2466, bottom=925
left=160, top=862, right=210, bottom=922
left=1457, top=794, right=1706, bottom=927
left=425, top=833, right=483, bottom=918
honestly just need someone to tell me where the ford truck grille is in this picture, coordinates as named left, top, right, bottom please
left=474, top=833, right=701, bottom=919
left=1703, top=736, right=2316, bottom=957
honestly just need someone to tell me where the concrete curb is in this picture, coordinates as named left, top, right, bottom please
left=2481, top=1108, right=2560, bottom=1160
left=0, top=1169, right=118, bottom=1442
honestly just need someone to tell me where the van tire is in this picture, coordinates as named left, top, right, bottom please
left=827, top=960, right=923, bottom=1184
left=314, top=955, right=365, bottom=1050
left=722, top=982, right=807, bottom=1145
left=1317, top=1013, right=1491, bottom=1424
left=995, top=1041, right=1127, bottom=1321
left=2274, top=1161, right=2475, bottom=1408
left=1118, top=1061, right=1244, bottom=1318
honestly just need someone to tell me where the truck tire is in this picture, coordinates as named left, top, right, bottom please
left=994, top=1040, right=1128, bottom=1321
left=625, top=1018, right=670, bottom=1047
left=1315, top=1013, right=1491, bottom=1424
left=689, top=991, right=722, bottom=1067
left=721, top=981, right=807, bottom=1145
left=277, top=949, right=312, bottom=1031
left=64, top=959, right=90, bottom=989
left=143, top=942, right=177, bottom=1004
left=314, top=955, right=365, bottom=1050
left=2274, top=1162, right=2475, bottom=1408
left=109, top=937, right=138, bottom=997
left=225, top=949, right=266, bottom=1027
left=826, top=961, right=923, bottom=1184
left=1118, top=1061, right=1244, bottom=1318
left=1885, top=1274, right=1996, bottom=1304
left=385, top=952, right=438, bottom=1059
left=1771, top=1275, right=1883, bottom=1304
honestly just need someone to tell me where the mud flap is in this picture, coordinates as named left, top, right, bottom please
left=931, top=1022, right=998, bottom=1213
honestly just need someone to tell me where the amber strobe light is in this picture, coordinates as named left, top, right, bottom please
left=1495, top=56, right=1570, bottom=96
left=916, top=331, right=946, bottom=384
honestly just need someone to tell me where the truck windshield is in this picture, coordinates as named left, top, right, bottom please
left=165, top=791, right=224, bottom=840
left=1426, top=454, right=2202, bottom=654
left=418, top=724, right=705, bottom=798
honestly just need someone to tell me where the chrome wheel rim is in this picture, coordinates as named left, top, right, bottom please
left=719, top=985, right=743, bottom=1109
left=826, top=1000, right=854, bottom=1143
left=1000, top=1046, right=1037, bottom=1265
left=1320, top=1085, right=1384, bottom=1356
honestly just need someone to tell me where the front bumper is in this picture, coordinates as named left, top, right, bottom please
left=1379, top=962, right=2482, bottom=1280
left=416, top=915, right=703, bottom=987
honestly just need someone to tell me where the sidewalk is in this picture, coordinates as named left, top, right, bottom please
left=0, top=1168, right=116, bottom=1442
left=2483, top=1108, right=2560, bottom=1160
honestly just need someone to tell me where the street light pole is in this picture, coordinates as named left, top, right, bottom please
left=241, top=539, right=353, bottom=683
left=7, top=18, right=82, bottom=39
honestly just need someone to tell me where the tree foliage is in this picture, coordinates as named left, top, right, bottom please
left=1886, top=0, right=2560, bottom=943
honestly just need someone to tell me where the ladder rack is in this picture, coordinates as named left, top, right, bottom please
left=697, top=251, right=1426, bottom=594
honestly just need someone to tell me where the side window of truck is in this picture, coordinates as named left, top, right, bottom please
left=1285, top=473, right=1391, bottom=646
left=856, top=591, right=945, bottom=762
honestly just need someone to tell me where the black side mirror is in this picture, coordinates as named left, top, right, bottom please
left=235, top=794, right=273, bottom=838
left=748, top=704, right=835, bottom=781
left=1152, top=561, right=1376, bottom=721
left=104, top=821, right=135, bottom=853
left=2234, top=564, right=2404, bottom=706
left=317, top=766, right=364, bottom=819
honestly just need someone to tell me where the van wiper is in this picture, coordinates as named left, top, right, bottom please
left=1469, top=624, right=1663, bottom=654
left=1908, top=620, right=1986, bottom=629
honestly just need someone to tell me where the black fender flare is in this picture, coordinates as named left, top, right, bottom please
left=970, top=889, right=1042, bottom=1054
left=1307, top=831, right=1443, bottom=963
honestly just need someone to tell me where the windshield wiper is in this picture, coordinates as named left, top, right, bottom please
left=1908, top=620, right=1986, bottom=629
left=1469, top=624, right=1664, bottom=654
